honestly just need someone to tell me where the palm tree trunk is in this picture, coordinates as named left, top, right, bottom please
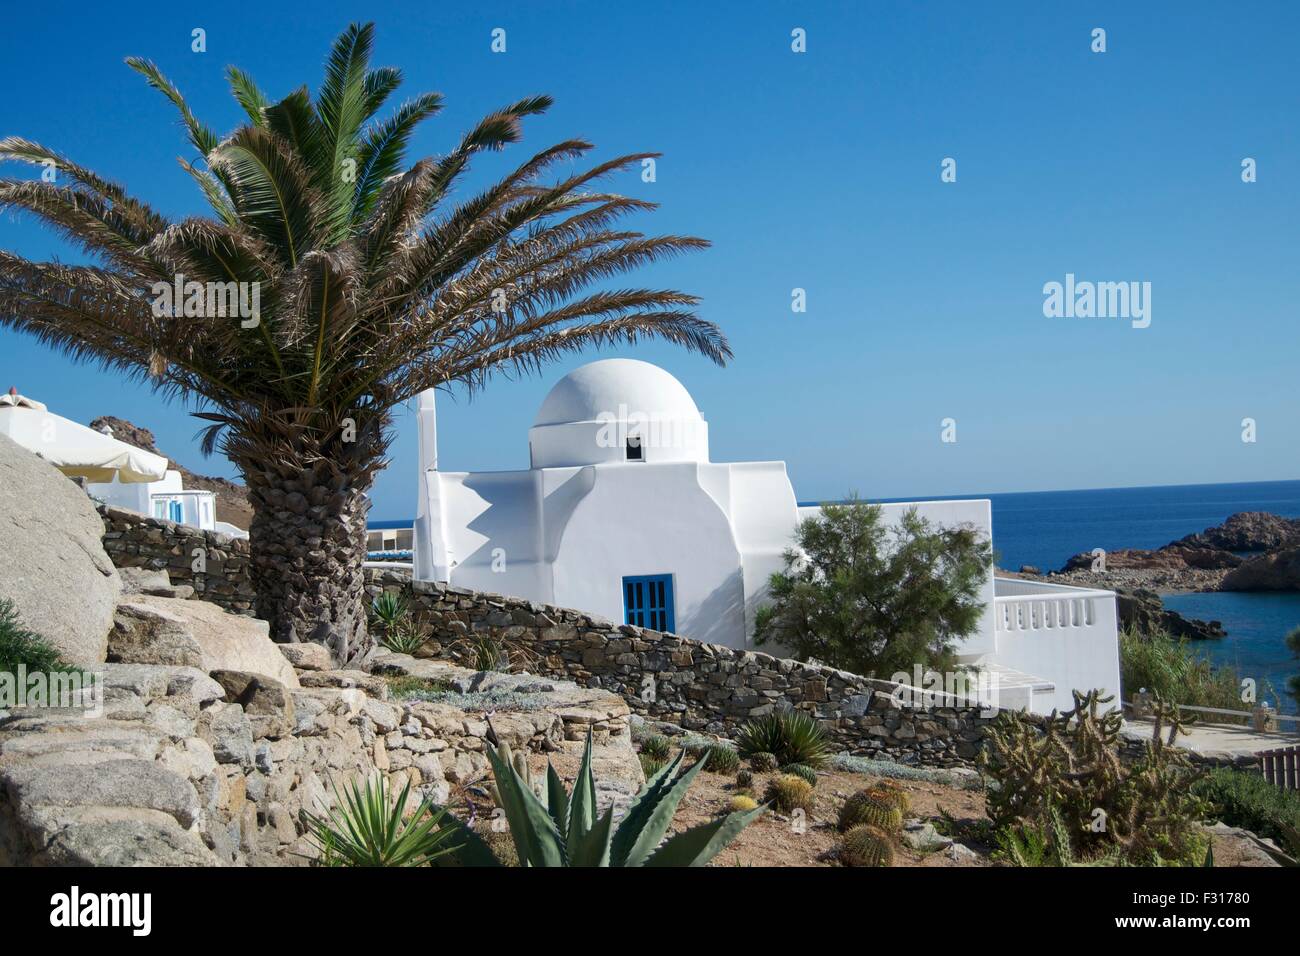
left=245, top=464, right=373, bottom=662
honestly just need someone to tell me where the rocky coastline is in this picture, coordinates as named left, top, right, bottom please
left=1007, top=510, right=1300, bottom=639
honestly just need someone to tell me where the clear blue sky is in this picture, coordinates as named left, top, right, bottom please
left=2, top=1, right=1297, bottom=520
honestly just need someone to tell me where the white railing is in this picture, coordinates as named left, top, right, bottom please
left=995, top=593, right=1100, bottom=632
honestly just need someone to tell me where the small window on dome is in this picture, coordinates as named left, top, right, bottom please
left=626, top=435, right=643, bottom=461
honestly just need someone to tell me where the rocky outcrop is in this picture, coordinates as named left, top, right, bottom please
left=0, top=432, right=120, bottom=665
left=0, top=648, right=637, bottom=866
left=1115, top=588, right=1225, bottom=640
left=1221, top=546, right=1300, bottom=592
left=1061, top=546, right=1240, bottom=573
left=126, top=593, right=299, bottom=688
left=89, top=416, right=253, bottom=530
left=1173, top=512, right=1300, bottom=553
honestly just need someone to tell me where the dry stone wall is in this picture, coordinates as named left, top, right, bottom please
left=99, top=504, right=256, bottom=614
left=365, top=568, right=999, bottom=767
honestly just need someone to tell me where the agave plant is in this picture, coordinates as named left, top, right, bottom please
left=735, top=709, right=832, bottom=769
left=464, top=729, right=766, bottom=866
left=303, top=773, right=465, bottom=867
left=0, top=22, right=727, bottom=659
left=369, top=591, right=408, bottom=635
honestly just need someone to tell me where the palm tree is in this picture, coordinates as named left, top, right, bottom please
left=0, top=23, right=727, bottom=661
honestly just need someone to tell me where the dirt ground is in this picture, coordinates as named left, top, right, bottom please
left=454, top=742, right=1281, bottom=868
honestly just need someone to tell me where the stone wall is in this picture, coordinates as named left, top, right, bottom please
left=365, top=568, right=999, bottom=767
left=95, top=514, right=993, bottom=768
left=99, top=504, right=256, bottom=615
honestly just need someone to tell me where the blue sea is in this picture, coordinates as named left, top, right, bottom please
left=844, top=480, right=1300, bottom=713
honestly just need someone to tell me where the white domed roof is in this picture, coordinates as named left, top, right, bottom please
left=534, top=359, right=702, bottom=427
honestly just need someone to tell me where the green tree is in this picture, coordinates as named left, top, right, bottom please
left=754, top=497, right=991, bottom=677
left=0, top=23, right=726, bottom=660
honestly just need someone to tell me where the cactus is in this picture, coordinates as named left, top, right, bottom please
left=640, top=734, right=672, bottom=761
left=729, top=795, right=759, bottom=813
left=736, top=769, right=754, bottom=789
left=980, top=688, right=1211, bottom=866
left=863, top=781, right=909, bottom=814
left=703, top=745, right=741, bottom=774
left=782, top=763, right=817, bottom=788
left=839, top=789, right=905, bottom=833
left=840, top=824, right=896, bottom=867
left=764, top=774, right=815, bottom=814
left=749, top=751, right=779, bottom=773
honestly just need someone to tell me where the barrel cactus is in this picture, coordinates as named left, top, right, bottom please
left=841, top=824, right=896, bottom=867
left=839, top=787, right=908, bottom=833
left=764, top=774, right=815, bottom=814
left=749, top=751, right=779, bottom=772
left=640, top=753, right=667, bottom=778
left=736, top=769, right=754, bottom=789
left=728, top=795, right=759, bottom=813
left=782, top=763, right=817, bottom=788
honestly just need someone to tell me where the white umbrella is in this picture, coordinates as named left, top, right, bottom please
left=0, top=389, right=169, bottom=483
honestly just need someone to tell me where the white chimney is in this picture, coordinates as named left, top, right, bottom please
left=412, top=389, right=440, bottom=581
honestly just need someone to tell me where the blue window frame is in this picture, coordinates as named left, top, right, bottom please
left=623, top=574, right=675, bottom=632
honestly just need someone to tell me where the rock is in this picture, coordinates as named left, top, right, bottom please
left=108, top=602, right=205, bottom=668
left=298, top=669, right=388, bottom=698
left=0, top=431, right=121, bottom=664
left=99, top=663, right=225, bottom=707
left=1062, top=546, right=1240, bottom=573
left=277, top=642, right=333, bottom=671
left=203, top=704, right=254, bottom=767
left=1115, top=588, right=1225, bottom=640
left=127, top=594, right=299, bottom=687
left=1174, top=512, right=1300, bottom=553
left=1221, top=546, right=1300, bottom=592
left=1, top=758, right=201, bottom=828
left=209, top=671, right=295, bottom=740
left=117, top=567, right=173, bottom=595
left=948, top=842, right=979, bottom=863
left=901, top=821, right=953, bottom=851
left=36, top=818, right=219, bottom=866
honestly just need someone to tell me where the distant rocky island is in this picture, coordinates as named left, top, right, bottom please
left=1006, top=511, right=1300, bottom=640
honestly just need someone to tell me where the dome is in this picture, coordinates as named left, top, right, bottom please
left=533, top=359, right=703, bottom=427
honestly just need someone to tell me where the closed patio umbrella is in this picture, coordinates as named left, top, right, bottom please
left=0, top=388, right=169, bottom=483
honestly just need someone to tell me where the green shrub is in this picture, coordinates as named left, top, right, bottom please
left=640, top=734, right=672, bottom=761
left=840, top=824, right=895, bottom=867
left=764, top=774, right=815, bottom=814
left=381, top=619, right=429, bottom=655
left=0, top=598, right=66, bottom=675
left=639, top=753, right=667, bottom=778
left=749, top=751, right=778, bottom=773
left=1192, top=767, right=1300, bottom=846
left=369, top=591, right=408, bottom=636
left=782, top=763, right=817, bottom=787
left=1120, top=627, right=1251, bottom=717
left=702, top=744, right=740, bottom=774
left=303, top=774, right=466, bottom=867
left=736, top=710, right=832, bottom=768
left=829, top=754, right=984, bottom=791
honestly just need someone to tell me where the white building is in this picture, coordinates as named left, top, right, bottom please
left=412, top=359, right=1120, bottom=714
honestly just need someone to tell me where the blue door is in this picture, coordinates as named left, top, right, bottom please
left=623, top=574, right=675, bottom=632
left=168, top=500, right=184, bottom=523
